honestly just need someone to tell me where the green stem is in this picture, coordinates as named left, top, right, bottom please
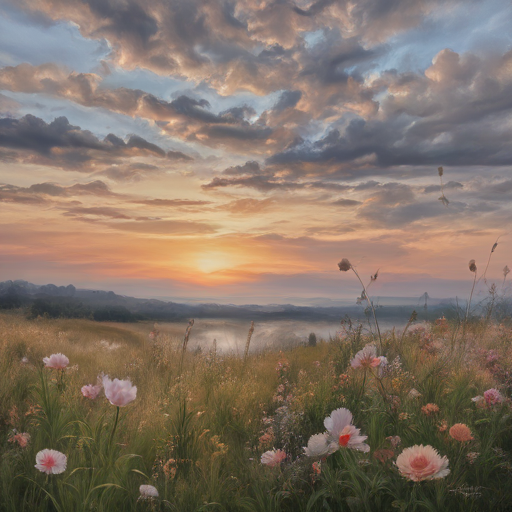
left=108, top=406, right=120, bottom=453
left=352, top=266, right=383, bottom=350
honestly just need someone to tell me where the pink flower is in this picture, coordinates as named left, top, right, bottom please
left=43, top=353, right=69, bottom=370
left=350, top=345, right=383, bottom=369
left=9, top=432, right=30, bottom=448
left=324, top=408, right=370, bottom=453
left=102, top=376, right=137, bottom=407
left=261, top=449, right=287, bottom=467
left=35, top=449, right=67, bottom=475
left=396, top=445, right=449, bottom=482
left=139, top=485, right=159, bottom=499
left=484, top=388, right=503, bottom=405
left=81, top=384, right=102, bottom=400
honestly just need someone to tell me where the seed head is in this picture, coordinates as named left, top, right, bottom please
left=504, top=265, right=510, bottom=278
left=371, top=269, right=379, bottom=281
left=491, top=242, right=498, bottom=253
left=338, top=258, right=352, bottom=272
left=438, top=166, right=444, bottom=177
left=468, top=260, right=477, bottom=273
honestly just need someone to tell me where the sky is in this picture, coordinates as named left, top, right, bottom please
left=0, top=0, right=511, bottom=305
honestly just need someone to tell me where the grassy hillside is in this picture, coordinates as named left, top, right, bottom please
left=0, top=311, right=511, bottom=511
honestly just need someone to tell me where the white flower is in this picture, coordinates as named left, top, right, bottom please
left=43, top=353, right=69, bottom=370
left=261, top=449, right=287, bottom=467
left=304, top=433, right=335, bottom=458
left=139, top=485, right=159, bottom=498
left=102, top=375, right=137, bottom=407
left=324, top=408, right=370, bottom=453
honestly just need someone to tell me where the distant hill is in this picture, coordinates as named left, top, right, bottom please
left=0, top=279, right=456, bottom=323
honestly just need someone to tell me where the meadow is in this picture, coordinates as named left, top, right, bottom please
left=0, top=299, right=511, bottom=511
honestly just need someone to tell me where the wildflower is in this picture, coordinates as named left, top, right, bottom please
left=35, top=449, right=67, bottom=475
left=398, top=412, right=410, bottom=421
left=471, top=395, right=485, bottom=408
left=81, top=384, right=102, bottom=400
left=421, top=403, right=440, bottom=416
left=312, top=461, right=322, bottom=475
left=102, top=376, right=137, bottom=407
left=139, top=485, right=159, bottom=499
left=304, top=433, right=333, bottom=458
left=9, top=432, right=30, bottom=448
left=43, top=353, right=69, bottom=370
left=324, top=408, right=370, bottom=453
left=163, top=459, right=177, bottom=479
left=387, top=395, right=401, bottom=410
left=438, top=420, right=448, bottom=432
left=338, top=258, right=352, bottom=271
left=386, top=436, right=401, bottom=448
left=449, top=423, right=473, bottom=442
left=374, top=449, right=395, bottom=463
left=408, top=388, right=422, bottom=399
left=21, top=357, right=29, bottom=365
left=396, top=445, right=449, bottom=482
left=261, top=449, right=287, bottom=467
left=466, top=452, right=479, bottom=464
left=484, top=388, right=503, bottom=405
left=469, top=260, right=477, bottom=273
left=258, top=429, right=274, bottom=449
left=350, top=344, right=383, bottom=369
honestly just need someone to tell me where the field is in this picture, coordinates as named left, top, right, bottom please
left=0, top=310, right=511, bottom=511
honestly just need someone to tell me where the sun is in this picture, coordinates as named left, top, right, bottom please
left=195, top=252, right=236, bottom=274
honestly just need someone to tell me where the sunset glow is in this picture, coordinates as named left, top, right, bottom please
left=1, top=0, right=511, bottom=303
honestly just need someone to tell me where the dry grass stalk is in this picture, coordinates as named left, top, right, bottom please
left=243, top=321, right=255, bottom=363
left=338, top=258, right=383, bottom=350
left=179, top=319, right=195, bottom=374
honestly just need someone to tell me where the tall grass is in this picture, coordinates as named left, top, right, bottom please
left=0, top=309, right=511, bottom=511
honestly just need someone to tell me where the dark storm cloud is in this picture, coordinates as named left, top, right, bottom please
left=273, top=90, right=302, bottom=112
left=0, top=114, right=105, bottom=154
left=0, top=113, right=175, bottom=169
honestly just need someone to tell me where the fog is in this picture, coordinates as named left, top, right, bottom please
left=148, top=318, right=410, bottom=354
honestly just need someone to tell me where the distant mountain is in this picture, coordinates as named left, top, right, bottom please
left=0, top=279, right=455, bottom=322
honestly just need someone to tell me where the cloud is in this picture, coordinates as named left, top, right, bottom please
left=222, top=198, right=275, bottom=214
left=133, top=198, right=211, bottom=207
left=0, top=113, right=173, bottom=169
left=331, top=198, right=361, bottom=207
left=108, top=219, right=216, bottom=235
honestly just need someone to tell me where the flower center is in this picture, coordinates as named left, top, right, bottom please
left=410, top=455, right=428, bottom=471
left=43, top=455, right=55, bottom=468
left=339, top=434, right=351, bottom=446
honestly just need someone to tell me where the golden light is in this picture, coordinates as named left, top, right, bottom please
left=195, top=251, right=237, bottom=274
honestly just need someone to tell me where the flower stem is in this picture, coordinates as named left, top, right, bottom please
left=351, top=266, right=383, bottom=350
left=108, top=406, right=120, bottom=453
